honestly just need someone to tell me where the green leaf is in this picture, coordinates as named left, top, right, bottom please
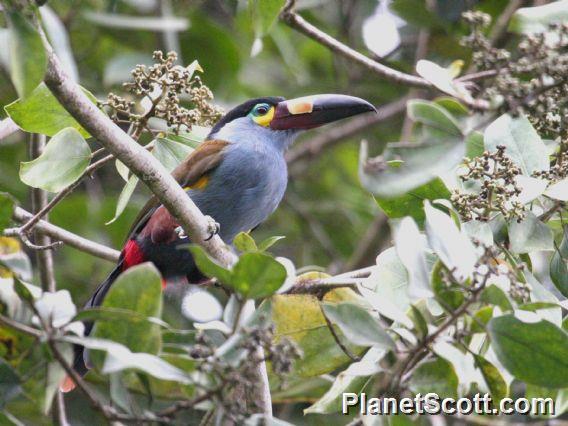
left=152, top=137, right=193, bottom=172
left=304, top=347, right=385, bottom=414
left=390, top=0, right=446, bottom=29
left=545, top=178, right=568, bottom=201
left=166, top=126, right=208, bottom=148
left=432, top=261, right=464, bottom=311
left=92, top=263, right=163, bottom=369
left=481, top=285, right=513, bottom=312
left=322, top=302, right=395, bottom=349
left=259, top=290, right=365, bottom=379
left=509, top=211, right=554, bottom=254
left=106, top=175, right=138, bottom=225
left=488, top=314, right=568, bottom=388
left=231, top=252, right=287, bottom=298
left=7, top=11, right=47, bottom=98
left=484, top=113, right=549, bottom=176
left=0, top=193, right=15, bottom=232
left=248, top=0, right=285, bottom=38
left=465, top=131, right=484, bottom=159
left=408, top=304, right=428, bottom=338
left=408, top=357, right=458, bottom=399
left=416, top=61, right=461, bottom=98
left=13, top=278, right=34, bottom=304
left=474, top=355, right=508, bottom=403
left=509, top=0, right=568, bottom=34
left=407, top=100, right=462, bottom=136
left=258, top=235, right=285, bottom=252
left=525, top=385, right=568, bottom=418
left=19, top=128, right=91, bottom=193
left=359, top=138, right=465, bottom=198
left=374, top=178, right=450, bottom=226
left=424, top=201, right=477, bottom=280
left=188, top=245, right=233, bottom=285
left=5, top=82, right=96, bottom=137
left=0, top=358, right=21, bottom=405
left=234, top=232, right=258, bottom=252
left=551, top=226, right=568, bottom=297
left=63, top=335, right=191, bottom=384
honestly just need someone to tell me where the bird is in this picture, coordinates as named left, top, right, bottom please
left=61, top=93, right=376, bottom=392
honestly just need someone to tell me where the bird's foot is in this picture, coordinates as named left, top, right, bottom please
left=204, top=216, right=220, bottom=241
left=175, top=226, right=188, bottom=240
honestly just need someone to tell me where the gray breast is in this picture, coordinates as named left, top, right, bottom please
left=188, top=143, right=288, bottom=242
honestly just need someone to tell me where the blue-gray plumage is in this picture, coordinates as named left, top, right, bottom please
left=66, top=94, right=375, bottom=387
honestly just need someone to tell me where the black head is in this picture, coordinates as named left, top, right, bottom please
left=207, top=96, right=285, bottom=138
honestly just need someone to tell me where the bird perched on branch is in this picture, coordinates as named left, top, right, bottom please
left=61, top=94, right=375, bottom=391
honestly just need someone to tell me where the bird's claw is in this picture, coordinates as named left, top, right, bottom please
left=204, top=216, right=220, bottom=241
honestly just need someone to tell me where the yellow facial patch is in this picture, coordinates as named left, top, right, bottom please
left=252, top=106, right=275, bottom=127
left=287, top=96, right=314, bottom=115
left=184, top=175, right=209, bottom=191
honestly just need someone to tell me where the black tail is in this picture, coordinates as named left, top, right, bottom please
left=71, top=261, right=124, bottom=376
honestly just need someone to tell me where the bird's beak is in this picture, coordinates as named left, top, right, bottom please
left=269, top=94, right=376, bottom=130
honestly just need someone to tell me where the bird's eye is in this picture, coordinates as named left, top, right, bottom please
left=254, top=104, right=270, bottom=116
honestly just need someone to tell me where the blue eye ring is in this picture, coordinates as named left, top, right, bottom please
left=252, top=103, right=271, bottom=116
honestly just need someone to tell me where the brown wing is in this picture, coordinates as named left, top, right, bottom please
left=125, top=139, right=230, bottom=241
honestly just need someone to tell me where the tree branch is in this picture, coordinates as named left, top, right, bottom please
left=29, top=133, right=57, bottom=291
left=9, top=207, right=120, bottom=262
left=279, top=0, right=491, bottom=111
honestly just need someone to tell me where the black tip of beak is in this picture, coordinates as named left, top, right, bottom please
left=270, top=94, right=376, bottom=130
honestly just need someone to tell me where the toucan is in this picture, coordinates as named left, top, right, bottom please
left=62, top=94, right=376, bottom=391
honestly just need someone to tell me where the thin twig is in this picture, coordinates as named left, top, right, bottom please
left=319, top=303, right=361, bottom=362
left=7, top=207, right=120, bottom=262
left=0, top=313, right=43, bottom=337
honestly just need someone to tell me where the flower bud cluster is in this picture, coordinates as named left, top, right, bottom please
left=461, top=12, right=568, bottom=142
left=102, top=50, right=223, bottom=136
left=451, top=146, right=525, bottom=222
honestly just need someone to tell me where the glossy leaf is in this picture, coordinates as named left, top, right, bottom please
left=0, top=193, right=15, bottom=233
left=5, top=83, right=96, bottom=137
left=7, top=11, right=47, bottom=97
left=231, top=252, right=287, bottom=298
left=545, top=178, right=568, bottom=201
left=409, top=357, right=458, bottom=399
left=359, top=138, right=465, bottom=198
left=488, top=315, right=568, bottom=388
left=509, top=212, right=554, bottom=254
left=393, top=217, right=433, bottom=300
left=304, top=347, right=385, bottom=414
left=106, top=175, right=138, bottom=224
left=550, top=226, right=568, bottom=297
left=259, top=290, right=364, bottom=379
left=374, top=178, right=450, bottom=226
left=188, top=245, right=233, bottom=285
left=424, top=201, right=477, bottom=281
left=509, top=0, right=568, bottom=34
left=20, top=128, right=91, bottom=193
left=474, top=354, right=508, bottom=403
left=152, top=137, right=193, bottom=172
left=234, top=232, right=258, bottom=252
left=92, top=263, right=163, bottom=368
left=407, top=100, right=462, bottom=136
left=322, top=302, right=395, bottom=349
left=258, top=235, right=285, bottom=252
left=484, top=114, right=548, bottom=176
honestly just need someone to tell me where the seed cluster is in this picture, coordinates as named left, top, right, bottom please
left=102, top=51, right=223, bottom=136
left=461, top=12, right=568, bottom=142
left=451, top=146, right=525, bottom=222
left=189, top=322, right=301, bottom=421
